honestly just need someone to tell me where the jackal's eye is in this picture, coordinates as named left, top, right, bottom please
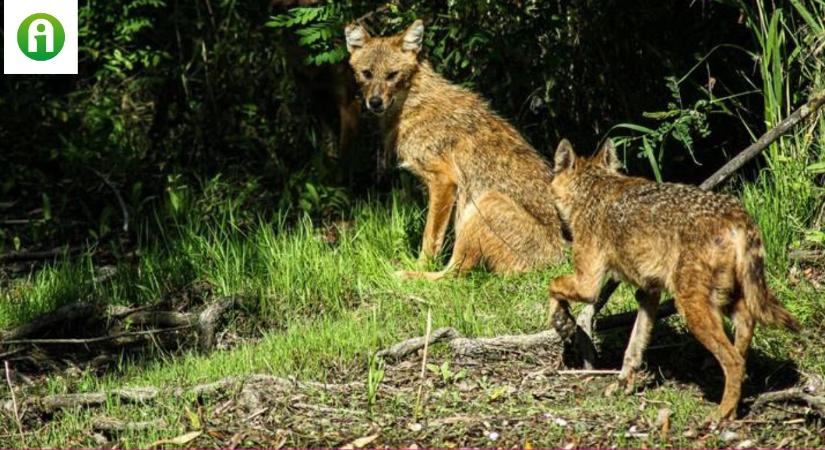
left=361, top=70, right=373, bottom=80
left=386, top=71, right=399, bottom=81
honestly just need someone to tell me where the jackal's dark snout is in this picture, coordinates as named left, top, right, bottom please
left=367, top=96, right=384, bottom=112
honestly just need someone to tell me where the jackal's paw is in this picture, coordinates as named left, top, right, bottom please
left=618, top=368, right=652, bottom=395
left=394, top=270, right=417, bottom=280
left=701, top=407, right=736, bottom=428
left=416, top=253, right=433, bottom=267
left=617, top=372, right=637, bottom=395
left=551, top=307, right=576, bottom=341
left=604, top=381, right=621, bottom=397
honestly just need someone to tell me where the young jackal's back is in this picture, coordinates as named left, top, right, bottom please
left=344, top=20, right=565, bottom=280
left=547, top=139, right=798, bottom=422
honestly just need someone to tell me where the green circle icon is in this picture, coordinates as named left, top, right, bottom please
left=17, top=13, right=65, bottom=61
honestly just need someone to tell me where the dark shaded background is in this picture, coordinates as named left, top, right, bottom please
left=0, top=0, right=786, bottom=251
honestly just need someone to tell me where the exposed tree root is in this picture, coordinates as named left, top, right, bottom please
left=752, top=388, right=825, bottom=416
left=376, top=301, right=683, bottom=363
left=0, top=296, right=238, bottom=367
left=0, top=303, right=97, bottom=342
left=376, top=327, right=460, bottom=361
left=449, top=330, right=562, bottom=356
left=4, top=373, right=392, bottom=418
left=376, top=327, right=563, bottom=361
left=197, top=297, right=236, bottom=350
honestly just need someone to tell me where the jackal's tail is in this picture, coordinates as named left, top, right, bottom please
left=735, top=226, right=800, bottom=332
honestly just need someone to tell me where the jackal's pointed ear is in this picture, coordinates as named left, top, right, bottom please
left=596, top=139, right=621, bottom=172
left=554, top=139, right=576, bottom=173
left=402, top=20, right=425, bottom=53
left=345, top=23, right=369, bottom=53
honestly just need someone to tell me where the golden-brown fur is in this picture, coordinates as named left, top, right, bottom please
left=344, top=20, right=565, bottom=279
left=547, top=139, right=799, bottom=422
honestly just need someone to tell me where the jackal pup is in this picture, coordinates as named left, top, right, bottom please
left=547, top=139, right=799, bottom=421
left=344, top=20, right=565, bottom=279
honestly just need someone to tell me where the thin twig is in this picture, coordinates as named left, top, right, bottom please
left=414, top=309, right=432, bottom=418
left=5, top=361, right=25, bottom=444
left=91, top=168, right=129, bottom=233
left=0, top=325, right=193, bottom=346
left=355, top=2, right=392, bottom=27
left=0, top=245, right=84, bottom=263
left=557, top=369, right=621, bottom=376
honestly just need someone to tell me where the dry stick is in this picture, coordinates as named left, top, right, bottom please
left=575, top=91, right=825, bottom=364
left=21, top=374, right=390, bottom=416
left=0, top=245, right=84, bottom=264
left=752, top=387, right=825, bottom=415
left=557, top=369, right=621, bottom=376
left=4, top=361, right=25, bottom=444
left=0, top=325, right=193, bottom=346
left=197, top=296, right=236, bottom=350
left=0, top=302, right=96, bottom=341
left=414, top=309, right=432, bottom=419
left=449, top=329, right=562, bottom=357
left=91, top=168, right=129, bottom=233
left=354, top=2, right=392, bottom=27
left=376, top=327, right=460, bottom=362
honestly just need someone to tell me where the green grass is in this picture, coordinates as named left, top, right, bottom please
left=1, top=190, right=823, bottom=447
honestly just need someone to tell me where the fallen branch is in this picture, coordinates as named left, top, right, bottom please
left=91, top=168, right=129, bottom=233
left=449, top=330, right=562, bottom=357
left=0, top=245, right=85, bottom=264
left=120, top=311, right=195, bottom=329
left=789, top=248, right=825, bottom=264
left=0, top=297, right=237, bottom=362
left=700, top=92, right=825, bottom=190
left=376, top=327, right=460, bottom=362
left=557, top=369, right=620, bottom=376
left=0, top=325, right=193, bottom=347
left=7, top=373, right=386, bottom=417
left=5, top=361, right=25, bottom=444
left=197, top=296, right=236, bottom=350
left=376, top=327, right=563, bottom=360
left=35, top=387, right=158, bottom=412
left=0, top=302, right=96, bottom=341
left=751, top=387, right=825, bottom=416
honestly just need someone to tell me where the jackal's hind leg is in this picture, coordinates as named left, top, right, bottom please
left=677, top=276, right=745, bottom=423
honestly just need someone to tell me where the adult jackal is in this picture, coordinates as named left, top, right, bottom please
left=344, top=20, right=565, bottom=279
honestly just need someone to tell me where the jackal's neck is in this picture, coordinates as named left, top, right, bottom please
left=406, top=62, right=454, bottom=103
left=381, top=61, right=455, bottom=126
left=380, top=61, right=449, bottom=137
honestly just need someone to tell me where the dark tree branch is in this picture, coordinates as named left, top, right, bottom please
left=700, top=92, right=825, bottom=190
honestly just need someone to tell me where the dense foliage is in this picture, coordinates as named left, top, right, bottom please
left=1, top=0, right=822, bottom=258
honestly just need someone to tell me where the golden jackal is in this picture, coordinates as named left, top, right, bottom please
left=547, top=139, right=799, bottom=421
left=344, top=20, right=565, bottom=279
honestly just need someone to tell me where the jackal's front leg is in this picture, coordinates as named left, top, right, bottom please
left=419, top=177, right=456, bottom=263
left=548, top=248, right=606, bottom=340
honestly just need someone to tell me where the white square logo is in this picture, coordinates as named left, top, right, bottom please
left=4, top=0, right=78, bottom=74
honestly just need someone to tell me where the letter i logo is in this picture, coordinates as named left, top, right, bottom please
left=17, top=13, right=65, bottom=61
